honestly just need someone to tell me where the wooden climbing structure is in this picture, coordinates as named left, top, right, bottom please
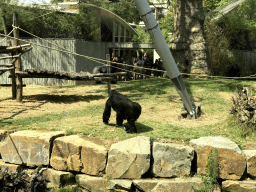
left=0, top=43, right=32, bottom=101
left=1, top=13, right=127, bottom=102
left=0, top=13, right=32, bottom=102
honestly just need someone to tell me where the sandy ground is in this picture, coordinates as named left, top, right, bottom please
left=0, top=84, right=233, bottom=128
left=0, top=84, right=107, bottom=120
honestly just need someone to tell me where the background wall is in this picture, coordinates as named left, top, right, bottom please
left=0, top=38, right=108, bottom=86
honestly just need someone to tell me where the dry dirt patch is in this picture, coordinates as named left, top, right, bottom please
left=0, top=85, right=108, bottom=120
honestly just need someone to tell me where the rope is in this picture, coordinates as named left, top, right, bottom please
left=1, top=27, right=256, bottom=81
left=1, top=28, right=166, bottom=74
left=0, top=28, right=14, bottom=45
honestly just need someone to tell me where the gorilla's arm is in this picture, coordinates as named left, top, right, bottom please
left=103, top=99, right=111, bottom=124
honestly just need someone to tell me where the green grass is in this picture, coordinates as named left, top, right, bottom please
left=1, top=77, right=256, bottom=148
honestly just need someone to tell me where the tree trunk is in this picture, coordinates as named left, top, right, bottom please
left=170, top=0, right=208, bottom=76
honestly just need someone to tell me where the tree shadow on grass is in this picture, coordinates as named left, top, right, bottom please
left=0, top=94, right=106, bottom=122
left=116, top=78, right=172, bottom=96
left=23, top=94, right=106, bottom=103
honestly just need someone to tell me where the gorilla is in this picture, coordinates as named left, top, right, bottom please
left=103, top=90, right=142, bottom=133
left=92, top=65, right=118, bottom=84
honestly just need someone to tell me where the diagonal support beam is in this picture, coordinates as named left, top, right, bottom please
left=134, top=0, right=196, bottom=119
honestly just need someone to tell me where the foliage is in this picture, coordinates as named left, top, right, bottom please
left=131, top=25, right=154, bottom=56
left=0, top=0, right=139, bottom=40
left=0, top=165, right=48, bottom=192
left=205, top=20, right=236, bottom=76
left=217, top=0, right=256, bottom=50
left=132, top=26, right=152, bottom=43
left=0, top=3, right=102, bottom=41
left=204, top=0, right=256, bottom=76
left=158, top=8, right=174, bottom=42
left=202, top=0, right=229, bottom=13
left=103, top=0, right=140, bottom=24
left=193, top=149, right=219, bottom=192
left=50, top=0, right=141, bottom=24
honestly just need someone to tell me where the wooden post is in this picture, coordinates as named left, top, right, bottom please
left=2, top=16, right=11, bottom=47
left=106, top=54, right=110, bottom=73
left=107, top=79, right=111, bottom=97
left=2, top=15, right=16, bottom=99
left=106, top=54, right=111, bottom=96
left=13, top=13, right=22, bottom=102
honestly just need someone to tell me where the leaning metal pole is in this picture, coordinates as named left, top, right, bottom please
left=134, top=0, right=196, bottom=119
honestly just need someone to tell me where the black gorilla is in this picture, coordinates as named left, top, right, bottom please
left=92, top=66, right=117, bottom=84
left=103, top=90, right=141, bottom=133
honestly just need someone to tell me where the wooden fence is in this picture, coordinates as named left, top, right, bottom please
left=234, top=49, right=256, bottom=76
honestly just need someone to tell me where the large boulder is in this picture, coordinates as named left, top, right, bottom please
left=0, top=159, right=24, bottom=173
left=243, top=150, right=256, bottom=178
left=222, top=180, right=256, bottom=192
left=133, top=177, right=205, bottom=192
left=75, top=174, right=107, bottom=192
left=107, top=179, right=132, bottom=192
left=190, top=136, right=246, bottom=180
left=152, top=142, right=194, bottom=177
left=0, top=131, right=65, bottom=166
left=42, top=168, right=76, bottom=189
left=50, top=135, right=107, bottom=176
left=106, top=136, right=151, bottom=179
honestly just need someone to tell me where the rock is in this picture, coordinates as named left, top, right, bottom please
left=222, top=180, right=256, bottom=192
left=152, top=142, right=194, bottom=177
left=191, top=136, right=242, bottom=153
left=133, top=177, right=205, bottom=192
left=106, top=136, right=151, bottom=179
left=107, top=179, right=132, bottom=192
left=50, top=135, right=107, bottom=176
left=190, top=136, right=246, bottom=180
left=75, top=174, right=107, bottom=192
left=42, top=168, right=75, bottom=189
left=0, top=130, right=15, bottom=158
left=0, top=131, right=65, bottom=166
left=132, top=179, right=158, bottom=191
left=243, top=150, right=256, bottom=178
left=0, top=159, right=24, bottom=173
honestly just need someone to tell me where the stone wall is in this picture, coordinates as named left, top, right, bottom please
left=0, top=130, right=256, bottom=191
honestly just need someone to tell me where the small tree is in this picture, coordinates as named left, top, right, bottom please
left=205, top=19, right=236, bottom=76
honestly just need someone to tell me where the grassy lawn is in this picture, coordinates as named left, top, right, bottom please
left=1, top=77, right=256, bottom=148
